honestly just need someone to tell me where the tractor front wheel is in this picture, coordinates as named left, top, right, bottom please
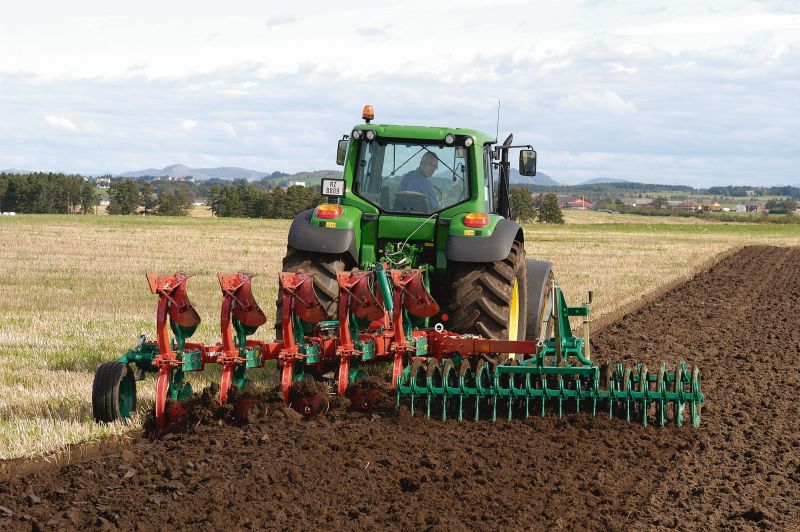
left=448, top=240, right=527, bottom=341
left=92, top=361, right=137, bottom=423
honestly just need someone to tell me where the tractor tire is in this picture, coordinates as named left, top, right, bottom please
left=92, top=361, right=137, bottom=423
left=525, top=259, right=555, bottom=341
left=448, top=240, right=527, bottom=340
left=275, top=247, right=350, bottom=340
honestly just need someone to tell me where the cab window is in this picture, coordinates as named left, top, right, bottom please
left=354, top=140, right=470, bottom=214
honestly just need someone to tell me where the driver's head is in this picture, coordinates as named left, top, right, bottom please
left=419, top=152, right=439, bottom=177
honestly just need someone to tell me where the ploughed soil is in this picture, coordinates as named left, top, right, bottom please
left=2, top=246, right=799, bottom=530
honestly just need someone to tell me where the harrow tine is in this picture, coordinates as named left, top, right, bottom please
left=557, top=376, right=564, bottom=418
left=540, top=376, right=546, bottom=418
left=639, top=364, right=649, bottom=427
left=409, top=360, right=420, bottom=418
left=604, top=365, right=614, bottom=420
left=656, top=363, right=667, bottom=427
left=673, top=360, right=683, bottom=427
left=623, top=365, right=631, bottom=423
left=457, top=363, right=466, bottom=422
left=690, top=366, right=701, bottom=428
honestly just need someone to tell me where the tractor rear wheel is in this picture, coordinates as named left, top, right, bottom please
left=275, top=247, right=350, bottom=340
left=92, top=361, right=137, bottom=423
left=448, top=240, right=527, bottom=340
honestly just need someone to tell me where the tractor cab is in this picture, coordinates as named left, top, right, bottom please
left=333, top=105, right=537, bottom=221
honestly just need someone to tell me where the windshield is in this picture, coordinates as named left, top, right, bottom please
left=353, top=140, right=470, bottom=214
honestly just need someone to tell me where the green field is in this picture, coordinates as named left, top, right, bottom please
left=1, top=211, right=798, bottom=459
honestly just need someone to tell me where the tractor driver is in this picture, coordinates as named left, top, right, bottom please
left=398, top=152, right=441, bottom=209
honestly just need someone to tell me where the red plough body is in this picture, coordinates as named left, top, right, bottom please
left=140, top=269, right=545, bottom=429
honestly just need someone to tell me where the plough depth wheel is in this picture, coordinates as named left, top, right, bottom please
left=92, top=361, right=137, bottom=423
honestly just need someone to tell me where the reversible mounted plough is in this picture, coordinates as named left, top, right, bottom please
left=93, top=106, right=704, bottom=430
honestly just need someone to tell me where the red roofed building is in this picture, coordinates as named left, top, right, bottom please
left=562, top=198, right=593, bottom=209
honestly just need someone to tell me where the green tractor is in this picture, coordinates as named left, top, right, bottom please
left=93, top=105, right=703, bottom=428
left=280, top=104, right=552, bottom=346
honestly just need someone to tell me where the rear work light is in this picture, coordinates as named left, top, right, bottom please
left=463, top=213, right=489, bottom=228
left=316, top=204, right=342, bottom=219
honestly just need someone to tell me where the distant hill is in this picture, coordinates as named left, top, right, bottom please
left=1, top=168, right=31, bottom=175
left=509, top=169, right=559, bottom=186
left=579, top=177, right=631, bottom=185
left=120, top=164, right=271, bottom=181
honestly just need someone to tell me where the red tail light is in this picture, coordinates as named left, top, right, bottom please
left=463, top=213, right=489, bottom=228
left=316, top=204, right=342, bottom=219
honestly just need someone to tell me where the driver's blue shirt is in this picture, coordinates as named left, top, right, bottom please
left=399, top=170, right=440, bottom=209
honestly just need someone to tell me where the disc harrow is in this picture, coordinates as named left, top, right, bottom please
left=93, top=264, right=704, bottom=429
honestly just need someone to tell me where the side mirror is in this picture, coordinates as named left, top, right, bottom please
left=336, top=139, right=348, bottom=166
left=519, top=149, right=537, bottom=176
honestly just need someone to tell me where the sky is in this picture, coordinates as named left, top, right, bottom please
left=1, top=0, right=799, bottom=187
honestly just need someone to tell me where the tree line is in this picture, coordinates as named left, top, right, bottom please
left=524, top=181, right=696, bottom=198
left=0, top=172, right=97, bottom=214
left=509, top=187, right=564, bottom=224
left=108, top=177, right=324, bottom=218
left=107, top=180, right=193, bottom=216
left=207, top=181, right=322, bottom=218
left=707, top=185, right=800, bottom=199
left=524, top=182, right=800, bottom=200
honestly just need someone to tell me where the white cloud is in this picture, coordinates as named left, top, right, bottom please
left=607, top=62, right=639, bottom=74
left=44, top=114, right=78, bottom=131
left=0, top=1, right=797, bottom=186
left=558, top=91, right=638, bottom=113
left=265, top=14, right=297, bottom=27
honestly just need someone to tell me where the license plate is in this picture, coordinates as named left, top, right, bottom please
left=321, top=178, right=345, bottom=197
